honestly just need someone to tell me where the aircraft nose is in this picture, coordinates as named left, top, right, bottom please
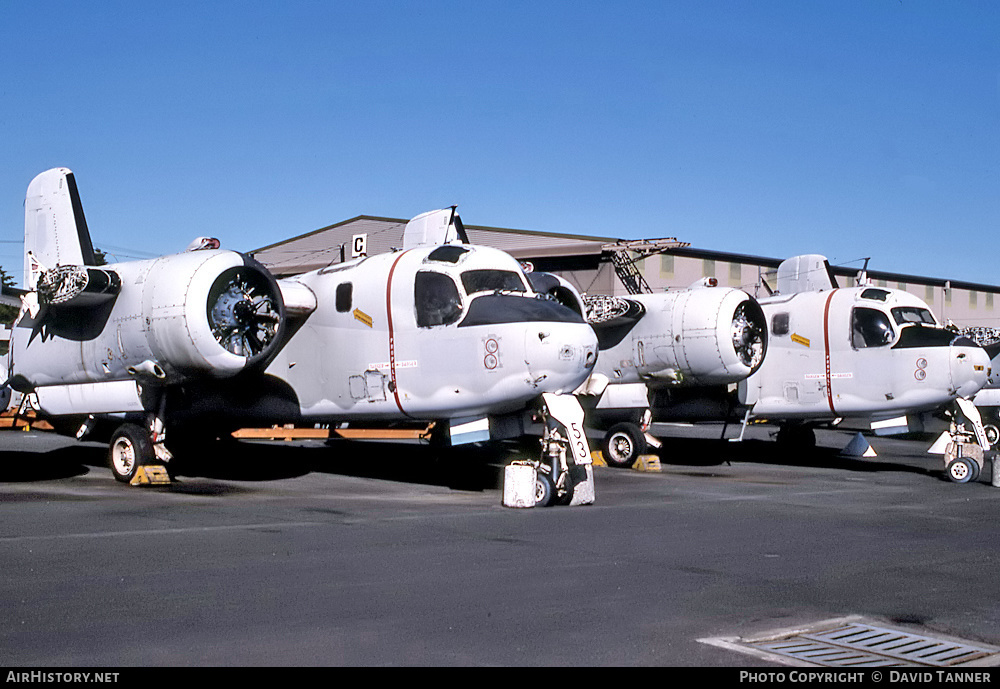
left=524, top=323, right=599, bottom=393
left=951, top=342, right=990, bottom=399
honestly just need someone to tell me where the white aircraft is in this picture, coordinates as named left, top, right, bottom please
left=583, top=255, right=991, bottom=471
left=528, top=272, right=769, bottom=465
left=5, top=168, right=599, bottom=504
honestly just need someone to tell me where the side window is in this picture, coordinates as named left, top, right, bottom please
left=771, top=312, right=789, bottom=336
left=336, top=282, right=352, bottom=313
left=414, top=271, right=463, bottom=327
left=852, top=307, right=895, bottom=348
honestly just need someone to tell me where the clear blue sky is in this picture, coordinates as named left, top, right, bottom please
left=1, top=1, right=997, bottom=288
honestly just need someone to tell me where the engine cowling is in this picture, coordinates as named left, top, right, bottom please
left=588, top=288, right=767, bottom=387
left=130, top=250, right=286, bottom=380
left=11, top=250, right=286, bottom=389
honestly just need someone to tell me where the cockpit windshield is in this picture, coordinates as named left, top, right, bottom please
left=852, top=307, right=895, bottom=348
left=893, top=326, right=975, bottom=349
left=458, top=294, right=585, bottom=328
left=461, top=269, right=527, bottom=295
left=891, top=307, right=936, bottom=326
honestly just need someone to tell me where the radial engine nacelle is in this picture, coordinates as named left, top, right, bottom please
left=13, top=249, right=286, bottom=389
left=585, top=287, right=767, bottom=388
left=9, top=169, right=287, bottom=393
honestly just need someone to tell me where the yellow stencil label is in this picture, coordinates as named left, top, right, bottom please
left=791, top=333, right=810, bottom=347
left=353, top=308, right=373, bottom=328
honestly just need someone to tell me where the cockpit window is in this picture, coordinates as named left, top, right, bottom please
left=891, top=307, right=936, bottom=326
left=852, top=307, right=895, bottom=348
left=860, top=288, right=891, bottom=302
left=461, top=269, right=527, bottom=295
left=414, top=271, right=463, bottom=327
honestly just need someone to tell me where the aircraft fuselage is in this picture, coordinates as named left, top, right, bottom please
left=740, top=286, right=989, bottom=420
left=267, top=244, right=598, bottom=421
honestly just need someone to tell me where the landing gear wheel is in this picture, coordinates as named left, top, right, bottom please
left=946, top=457, right=976, bottom=484
left=109, top=423, right=155, bottom=483
left=985, top=425, right=999, bottom=447
left=601, top=422, right=646, bottom=469
left=535, top=472, right=556, bottom=507
left=555, top=475, right=576, bottom=506
left=969, top=458, right=982, bottom=482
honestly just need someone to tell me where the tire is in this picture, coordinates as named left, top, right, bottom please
left=968, top=457, right=982, bottom=482
left=601, top=422, right=646, bottom=469
left=985, top=425, right=999, bottom=447
left=535, top=472, right=556, bottom=507
left=946, top=457, right=975, bottom=484
left=108, top=423, right=154, bottom=483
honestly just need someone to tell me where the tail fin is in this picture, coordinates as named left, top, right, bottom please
left=23, top=168, right=98, bottom=289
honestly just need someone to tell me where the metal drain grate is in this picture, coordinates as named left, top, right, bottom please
left=700, top=618, right=1000, bottom=667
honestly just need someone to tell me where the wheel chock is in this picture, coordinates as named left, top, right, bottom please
left=841, top=433, right=877, bottom=458
left=590, top=451, right=660, bottom=471
left=130, top=465, right=172, bottom=486
left=634, top=454, right=661, bottom=472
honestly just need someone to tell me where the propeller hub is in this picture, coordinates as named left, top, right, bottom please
left=207, top=266, right=282, bottom=361
left=730, top=300, right=767, bottom=371
left=233, top=299, right=255, bottom=326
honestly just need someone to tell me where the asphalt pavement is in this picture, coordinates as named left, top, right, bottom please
left=2, top=423, right=999, bottom=667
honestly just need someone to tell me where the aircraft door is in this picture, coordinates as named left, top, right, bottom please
left=833, top=305, right=896, bottom=413
left=394, top=268, right=466, bottom=411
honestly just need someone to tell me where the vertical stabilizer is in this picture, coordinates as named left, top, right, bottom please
left=23, top=168, right=98, bottom=289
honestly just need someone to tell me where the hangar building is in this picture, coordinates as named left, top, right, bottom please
left=252, top=214, right=1000, bottom=331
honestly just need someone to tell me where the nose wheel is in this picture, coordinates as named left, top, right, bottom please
left=946, top=457, right=979, bottom=483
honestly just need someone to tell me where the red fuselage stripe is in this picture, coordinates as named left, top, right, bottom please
left=823, top=289, right=838, bottom=415
left=385, top=251, right=410, bottom=416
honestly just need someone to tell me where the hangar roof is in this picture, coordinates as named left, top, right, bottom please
left=252, top=214, right=624, bottom=277
left=251, top=214, right=1000, bottom=294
